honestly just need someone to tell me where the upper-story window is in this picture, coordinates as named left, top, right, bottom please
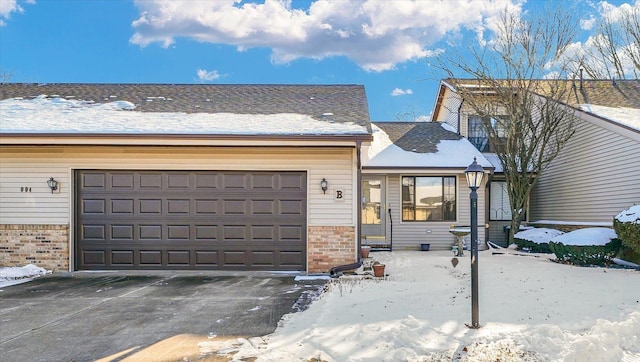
left=402, top=176, right=456, bottom=221
left=468, top=116, right=508, bottom=152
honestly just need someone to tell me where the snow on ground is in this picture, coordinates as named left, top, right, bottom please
left=228, top=250, right=640, bottom=361
left=0, top=264, right=49, bottom=288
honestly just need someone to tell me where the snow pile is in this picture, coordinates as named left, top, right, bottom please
left=0, top=264, right=49, bottom=288
left=514, top=227, right=564, bottom=244
left=230, top=251, right=640, bottom=361
left=616, top=205, right=640, bottom=224
left=0, top=95, right=368, bottom=135
left=550, top=227, right=617, bottom=246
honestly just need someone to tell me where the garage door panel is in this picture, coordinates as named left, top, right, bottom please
left=167, top=174, right=190, bottom=189
left=139, top=250, right=162, bottom=265
left=111, top=173, right=134, bottom=189
left=82, top=225, right=106, bottom=240
left=195, top=251, right=218, bottom=266
left=82, top=199, right=106, bottom=214
left=82, top=250, right=106, bottom=266
left=195, top=226, right=218, bottom=240
left=140, top=174, right=162, bottom=189
left=111, top=225, right=134, bottom=240
left=112, top=250, right=135, bottom=265
left=76, top=170, right=306, bottom=270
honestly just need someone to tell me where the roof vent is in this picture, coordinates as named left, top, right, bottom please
left=322, top=112, right=335, bottom=123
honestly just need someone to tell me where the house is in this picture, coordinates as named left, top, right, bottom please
left=361, top=121, right=493, bottom=251
left=432, top=79, right=640, bottom=244
left=0, top=83, right=372, bottom=273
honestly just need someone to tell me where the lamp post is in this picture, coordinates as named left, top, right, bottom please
left=465, top=157, right=484, bottom=329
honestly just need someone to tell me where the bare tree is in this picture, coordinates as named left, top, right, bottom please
left=396, top=104, right=430, bottom=122
left=436, top=7, right=581, bottom=244
left=579, top=4, right=640, bottom=79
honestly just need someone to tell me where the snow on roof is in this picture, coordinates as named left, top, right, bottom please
left=483, top=153, right=503, bottom=172
left=363, top=123, right=493, bottom=169
left=579, top=104, right=640, bottom=132
left=0, top=96, right=369, bottom=135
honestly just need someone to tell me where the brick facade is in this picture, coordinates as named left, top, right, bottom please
left=0, top=224, right=69, bottom=271
left=0, top=224, right=357, bottom=273
left=307, top=225, right=356, bottom=273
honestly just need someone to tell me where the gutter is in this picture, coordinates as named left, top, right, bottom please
left=330, top=140, right=364, bottom=276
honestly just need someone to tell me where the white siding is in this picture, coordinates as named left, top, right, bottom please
left=530, top=114, right=640, bottom=223
left=385, top=174, right=486, bottom=250
left=0, top=146, right=357, bottom=226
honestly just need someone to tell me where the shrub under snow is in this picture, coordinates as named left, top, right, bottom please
left=514, top=227, right=564, bottom=253
left=549, top=228, right=620, bottom=266
left=614, top=205, right=640, bottom=260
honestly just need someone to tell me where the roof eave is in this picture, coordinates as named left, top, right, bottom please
left=0, top=133, right=374, bottom=146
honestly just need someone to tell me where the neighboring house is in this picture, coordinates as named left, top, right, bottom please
left=361, top=122, right=493, bottom=251
left=0, top=83, right=372, bottom=273
left=529, top=80, right=640, bottom=229
left=432, top=79, right=640, bottom=244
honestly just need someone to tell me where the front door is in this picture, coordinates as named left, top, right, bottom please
left=361, top=176, right=385, bottom=241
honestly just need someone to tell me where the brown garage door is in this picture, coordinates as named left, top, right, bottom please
left=75, top=170, right=307, bottom=271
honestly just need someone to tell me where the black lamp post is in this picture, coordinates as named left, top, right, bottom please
left=465, top=157, right=484, bottom=329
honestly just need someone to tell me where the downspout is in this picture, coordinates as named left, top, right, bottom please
left=330, top=141, right=363, bottom=276
left=457, top=98, right=464, bottom=134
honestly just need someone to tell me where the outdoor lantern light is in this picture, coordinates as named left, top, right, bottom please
left=465, top=157, right=485, bottom=190
left=47, top=177, right=58, bottom=193
left=320, top=178, right=328, bottom=194
left=465, top=157, right=485, bottom=329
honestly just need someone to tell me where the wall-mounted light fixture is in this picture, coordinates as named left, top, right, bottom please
left=47, top=177, right=58, bottom=194
left=320, top=178, right=328, bottom=194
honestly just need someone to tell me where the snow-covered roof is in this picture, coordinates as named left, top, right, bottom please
left=362, top=122, right=493, bottom=169
left=579, top=104, right=640, bottom=132
left=0, top=84, right=371, bottom=138
left=0, top=95, right=368, bottom=135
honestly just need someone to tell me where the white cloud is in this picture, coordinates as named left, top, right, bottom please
left=0, top=0, right=33, bottom=26
left=580, top=15, right=597, bottom=30
left=391, top=88, right=413, bottom=96
left=130, top=0, right=521, bottom=72
left=563, top=1, right=640, bottom=77
left=196, top=68, right=220, bottom=82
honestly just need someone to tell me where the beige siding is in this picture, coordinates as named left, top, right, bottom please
left=433, top=88, right=462, bottom=132
left=530, top=114, right=640, bottom=223
left=0, top=146, right=357, bottom=226
left=385, top=174, right=486, bottom=250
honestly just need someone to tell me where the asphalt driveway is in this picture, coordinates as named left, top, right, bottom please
left=0, top=271, right=326, bottom=362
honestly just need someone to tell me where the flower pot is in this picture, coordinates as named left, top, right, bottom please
left=372, top=263, right=385, bottom=277
left=361, top=245, right=371, bottom=258
left=420, top=243, right=430, bottom=251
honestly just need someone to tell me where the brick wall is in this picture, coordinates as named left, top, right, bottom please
left=308, top=226, right=356, bottom=273
left=0, top=224, right=69, bottom=271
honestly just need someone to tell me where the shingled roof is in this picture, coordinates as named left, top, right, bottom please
left=373, top=121, right=462, bottom=153
left=566, top=79, right=640, bottom=109
left=0, top=83, right=371, bottom=129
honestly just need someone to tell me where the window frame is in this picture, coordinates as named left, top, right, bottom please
left=401, top=176, right=457, bottom=222
left=467, top=115, right=508, bottom=153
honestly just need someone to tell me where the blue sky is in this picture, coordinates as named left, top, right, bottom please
left=0, top=0, right=636, bottom=120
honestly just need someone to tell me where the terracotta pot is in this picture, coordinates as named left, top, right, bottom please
left=361, top=245, right=371, bottom=258
left=372, top=263, right=385, bottom=277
